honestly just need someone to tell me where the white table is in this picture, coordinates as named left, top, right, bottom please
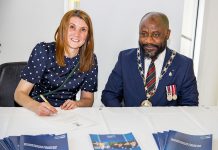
left=0, top=106, right=218, bottom=150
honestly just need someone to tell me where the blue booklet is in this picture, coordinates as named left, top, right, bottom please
left=19, top=133, right=68, bottom=150
left=0, top=139, right=10, bottom=150
left=4, top=136, right=20, bottom=150
left=153, top=133, right=160, bottom=149
left=153, top=131, right=169, bottom=150
left=0, top=133, right=68, bottom=150
left=90, top=132, right=141, bottom=150
left=153, top=130, right=212, bottom=150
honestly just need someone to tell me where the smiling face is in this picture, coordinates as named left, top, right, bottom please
left=67, top=16, right=88, bottom=51
left=139, top=13, right=170, bottom=59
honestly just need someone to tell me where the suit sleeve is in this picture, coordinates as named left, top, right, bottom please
left=101, top=52, right=124, bottom=107
left=179, top=59, right=199, bottom=106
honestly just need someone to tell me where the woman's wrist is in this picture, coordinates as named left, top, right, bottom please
left=76, top=101, right=81, bottom=107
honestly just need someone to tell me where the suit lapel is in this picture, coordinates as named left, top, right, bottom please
left=135, top=48, right=147, bottom=103
left=152, top=48, right=174, bottom=104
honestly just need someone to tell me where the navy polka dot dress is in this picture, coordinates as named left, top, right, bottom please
left=21, top=42, right=98, bottom=107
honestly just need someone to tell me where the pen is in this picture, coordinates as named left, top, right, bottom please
left=40, top=94, right=51, bottom=105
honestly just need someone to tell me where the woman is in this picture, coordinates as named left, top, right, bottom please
left=14, top=10, right=98, bottom=116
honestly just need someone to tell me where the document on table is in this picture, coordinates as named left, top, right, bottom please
left=39, top=110, right=96, bottom=130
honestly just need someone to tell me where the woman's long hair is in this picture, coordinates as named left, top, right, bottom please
left=54, top=9, right=94, bottom=72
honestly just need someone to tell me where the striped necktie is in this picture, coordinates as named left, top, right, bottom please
left=145, top=60, right=156, bottom=98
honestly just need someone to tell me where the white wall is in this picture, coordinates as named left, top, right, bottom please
left=195, top=0, right=218, bottom=106
left=80, top=0, right=184, bottom=106
left=0, top=0, right=64, bottom=64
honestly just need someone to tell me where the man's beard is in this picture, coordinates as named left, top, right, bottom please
left=139, top=41, right=167, bottom=60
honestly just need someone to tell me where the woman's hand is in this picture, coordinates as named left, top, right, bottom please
left=34, top=102, right=58, bottom=116
left=60, top=100, right=79, bottom=110
left=60, top=91, right=94, bottom=110
left=14, top=79, right=57, bottom=116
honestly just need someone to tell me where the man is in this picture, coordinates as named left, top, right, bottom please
left=101, top=12, right=199, bottom=107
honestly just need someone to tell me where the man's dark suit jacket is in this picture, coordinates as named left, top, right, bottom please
left=101, top=47, right=199, bottom=107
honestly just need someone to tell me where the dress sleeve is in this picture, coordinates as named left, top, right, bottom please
left=21, top=42, right=48, bottom=84
left=81, top=55, right=98, bottom=92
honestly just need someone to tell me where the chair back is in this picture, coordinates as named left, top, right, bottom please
left=0, top=62, right=27, bottom=106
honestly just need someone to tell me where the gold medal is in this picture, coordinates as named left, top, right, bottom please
left=172, top=94, right=177, bottom=100
left=141, top=100, right=152, bottom=107
left=167, top=94, right=173, bottom=101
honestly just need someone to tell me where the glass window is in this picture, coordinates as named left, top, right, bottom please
left=180, top=0, right=199, bottom=59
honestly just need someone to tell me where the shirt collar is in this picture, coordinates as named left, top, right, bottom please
left=156, top=48, right=166, bottom=64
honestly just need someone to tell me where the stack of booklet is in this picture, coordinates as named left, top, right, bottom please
left=90, top=132, right=141, bottom=150
left=153, top=130, right=212, bottom=150
left=0, top=133, right=68, bottom=150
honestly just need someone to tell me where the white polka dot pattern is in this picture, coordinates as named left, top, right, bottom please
left=21, top=42, right=98, bottom=106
